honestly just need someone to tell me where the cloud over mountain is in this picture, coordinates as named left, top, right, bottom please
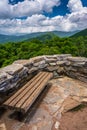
left=0, top=0, right=87, bottom=35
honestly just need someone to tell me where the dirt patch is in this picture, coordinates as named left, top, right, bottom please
left=59, top=106, right=87, bottom=130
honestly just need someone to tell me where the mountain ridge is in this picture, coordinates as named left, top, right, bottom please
left=71, top=29, right=87, bottom=37
left=0, top=30, right=79, bottom=43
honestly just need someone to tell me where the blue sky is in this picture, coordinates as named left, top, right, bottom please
left=0, top=0, right=87, bottom=35
left=9, top=0, right=87, bottom=16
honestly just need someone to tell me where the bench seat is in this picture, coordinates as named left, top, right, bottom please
left=3, top=71, right=53, bottom=114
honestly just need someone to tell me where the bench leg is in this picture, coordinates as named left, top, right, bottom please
left=16, top=111, right=25, bottom=121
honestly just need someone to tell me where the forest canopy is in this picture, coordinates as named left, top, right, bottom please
left=0, top=35, right=87, bottom=68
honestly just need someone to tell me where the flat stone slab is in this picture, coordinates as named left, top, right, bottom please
left=61, top=96, right=81, bottom=113
left=0, top=77, right=87, bottom=130
left=13, top=60, right=33, bottom=67
left=2, top=64, right=23, bottom=75
left=67, top=57, right=87, bottom=62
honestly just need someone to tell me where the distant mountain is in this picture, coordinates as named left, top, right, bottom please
left=71, top=29, right=87, bottom=37
left=52, top=31, right=79, bottom=37
left=0, top=30, right=78, bottom=43
left=29, top=32, right=56, bottom=42
left=0, top=32, right=46, bottom=43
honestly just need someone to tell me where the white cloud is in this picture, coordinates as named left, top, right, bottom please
left=37, top=0, right=60, bottom=12
left=0, top=0, right=11, bottom=18
left=67, top=0, right=83, bottom=12
left=0, top=14, right=81, bottom=35
left=0, top=0, right=87, bottom=34
left=67, top=0, right=87, bottom=30
left=0, top=0, right=60, bottom=18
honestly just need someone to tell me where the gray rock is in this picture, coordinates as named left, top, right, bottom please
left=0, top=74, right=13, bottom=92
left=13, top=59, right=33, bottom=67
left=39, top=61, right=47, bottom=69
left=67, top=57, right=87, bottom=62
left=57, top=61, right=66, bottom=66
left=33, top=60, right=46, bottom=67
left=57, top=67, right=64, bottom=74
left=78, top=68, right=87, bottom=74
left=83, top=62, right=87, bottom=67
left=57, top=54, right=72, bottom=60
left=29, top=67, right=38, bottom=73
left=0, top=54, right=87, bottom=94
left=2, top=64, right=23, bottom=75
left=45, top=58, right=57, bottom=63
left=72, top=62, right=85, bottom=67
left=46, top=66, right=59, bottom=72
left=0, top=71, right=7, bottom=83
left=30, top=56, right=44, bottom=63
left=49, top=62, right=57, bottom=66
left=64, top=66, right=77, bottom=72
left=45, top=55, right=58, bottom=59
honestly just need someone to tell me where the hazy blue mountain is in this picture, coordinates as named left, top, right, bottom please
left=53, top=31, right=79, bottom=37
left=71, top=29, right=87, bottom=37
left=0, top=32, right=46, bottom=43
left=0, top=30, right=79, bottom=43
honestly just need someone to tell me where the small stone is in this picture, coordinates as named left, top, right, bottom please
left=49, top=62, right=57, bottom=66
left=32, top=125, right=37, bottom=130
left=0, top=123, right=6, bottom=130
left=57, top=61, right=66, bottom=66
left=54, top=121, right=60, bottom=129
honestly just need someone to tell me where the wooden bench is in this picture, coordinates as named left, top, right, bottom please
left=2, top=71, right=53, bottom=114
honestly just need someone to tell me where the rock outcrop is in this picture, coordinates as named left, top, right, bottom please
left=0, top=54, right=87, bottom=93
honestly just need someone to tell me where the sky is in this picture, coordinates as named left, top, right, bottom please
left=0, top=0, right=87, bottom=35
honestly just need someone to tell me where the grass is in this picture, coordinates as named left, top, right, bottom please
left=69, top=104, right=86, bottom=112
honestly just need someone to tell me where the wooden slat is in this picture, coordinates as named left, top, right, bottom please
left=15, top=72, right=49, bottom=109
left=22, top=73, right=53, bottom=113
left=6, top=72, right=46, bottom=107
left=3, top=71, right=44, bottom=106
left=3, top=72, right=53, bottom=113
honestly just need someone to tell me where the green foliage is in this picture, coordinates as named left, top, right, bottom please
left=69, top=104, right=86, bottom=112
left=71, top=28, right=87, bottom=37
left=0, top=35, right=87, bottom=68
